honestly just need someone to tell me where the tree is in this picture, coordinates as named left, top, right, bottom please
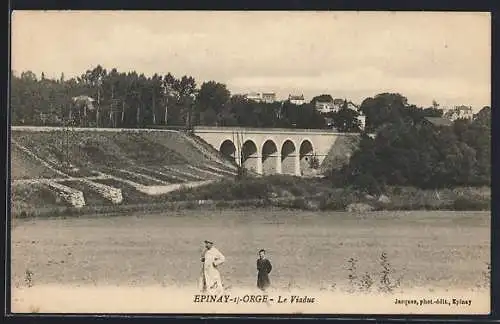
left=196, top=81, right=231, bottom=126
left=359, top=93, right=409, bottom=132
left=79, top=65, right=107, bottom=127
left=310, top=94, right=333, bottom=104
left=331, top=99, right=489, bottom=189
left=331, top=100, right=361, bottom=132
left=173, top=75, right=197, bottom=128
left=20, top=70, right=37, bottom=82
left=150, top=74, right=163, bottom=125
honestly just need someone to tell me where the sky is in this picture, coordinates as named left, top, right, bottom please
left=11, top=11, right=491, bottom=110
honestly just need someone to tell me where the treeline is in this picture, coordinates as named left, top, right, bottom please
left=11, top=66, right=326, bottom=129
left=11, top=65, right=452, bottom=132
left=329, top=94, right=491, bottom=190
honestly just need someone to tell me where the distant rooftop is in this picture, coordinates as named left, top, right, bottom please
left=423, top=117, right=453, bottom=127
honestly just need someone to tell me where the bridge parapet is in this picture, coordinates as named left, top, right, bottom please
left=193, top=126, right=361, bottom=136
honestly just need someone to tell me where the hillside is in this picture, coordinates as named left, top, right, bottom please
left=11, top=127, right=237, bottom=215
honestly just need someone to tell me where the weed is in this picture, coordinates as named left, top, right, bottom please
left=481, top=262, right=490, bottom=288
left=24, top=269, right=33, bottom=288
left=345, top=252, right=402, bottom=294
left=346, top=257, right=359, bottom=292
left=359, top=272, right=374, bottom=292
left=378, top=252, right=402, bottom=293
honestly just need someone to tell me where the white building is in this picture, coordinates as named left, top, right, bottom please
left=332, top=98, right=344, bottom=111
left=261, top=92, right=277, bottom=103
left=317, top=98, right=360, bottom=115
left=288, top=94, right=305, bottom=105
left=444, top=105, right=474, bottom=121
left=357, top=115, right=366, bottom=131
left=315, top=101, right=335, bottom=114
left=245, top=92, right=263, bottom=102
left=244, top=92, right=277, bottom=103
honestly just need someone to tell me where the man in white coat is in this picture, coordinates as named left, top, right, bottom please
left=199, top=240, right=225, bottom=295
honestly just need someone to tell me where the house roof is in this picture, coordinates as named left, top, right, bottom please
left=289, top=94, right=304, bottom=100
left=423, top=117, right=453, bottom=127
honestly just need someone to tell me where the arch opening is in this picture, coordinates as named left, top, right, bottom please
left=299, top=140, right=315, bottom=174
left=281, top=140, right=296, bottom=175
left=261, top=140, right=279, bottom=175
left=220, top=139, right=237, bottom=162
left=242, top=140, right=258, bottom=173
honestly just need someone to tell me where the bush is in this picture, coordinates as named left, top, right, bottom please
left=309, top=154, right=320, bottom=169
left=453, top=197, right=490, bottom=211
left=319, top=189, right=361, bottom=211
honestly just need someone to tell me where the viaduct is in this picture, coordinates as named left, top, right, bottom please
left=193, top=126, right=362, bottom=176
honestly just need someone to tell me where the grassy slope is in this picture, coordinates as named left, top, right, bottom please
left=10, top=145, right=63, bottom=180
left=11, top=129, right=238, bottom=214
left=11, top=130, right=234, bottom=178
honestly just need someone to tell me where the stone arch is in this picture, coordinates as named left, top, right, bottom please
left=261, top=139, right=279, bottom=175
left=219, top=139, right=237, bottom=162
left=281, top=139, right=297, bottom=175
left=299, top=139, right=315, bottom=174
left=242, top=140, right=259, bottom=173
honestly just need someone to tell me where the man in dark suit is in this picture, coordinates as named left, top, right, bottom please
left=257, top=249, right=272, bottom=291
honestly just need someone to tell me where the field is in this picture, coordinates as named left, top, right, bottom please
left=11, top=209, right=490, bottom=314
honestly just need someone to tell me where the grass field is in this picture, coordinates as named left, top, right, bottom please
left=10, top=209, right=490, bottom=314
left=11, top=209, right=490, bottom=289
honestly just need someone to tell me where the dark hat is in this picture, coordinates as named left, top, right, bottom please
left=204, top=240, right=214, bottom=244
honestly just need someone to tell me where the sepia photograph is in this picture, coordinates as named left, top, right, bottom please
left=9, top=11, right=491, bottom=315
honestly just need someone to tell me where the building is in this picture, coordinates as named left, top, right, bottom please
left=261, top=93, right=277, bottom=103
left=244, top=92, right=277, bottom=103
left=332, top=98, right=344, bottom=111
left=347, top=102, right=359, bottom=111
left=315, top=101, right=335, bottom=114
left=316, top=98, right=360, bottom=115
left=443, top=105, right=474, bottom=121
left=357, top=115, right=366, bottom=131
left=422, top=116, right=454, bottom=127
left=288, top=94, right=305, bottom=105
left=245, top=92, right=263, bottom=102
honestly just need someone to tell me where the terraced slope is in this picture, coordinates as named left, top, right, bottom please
left=11, top=128, right=237, bottom=215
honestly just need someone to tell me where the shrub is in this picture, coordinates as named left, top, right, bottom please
left=453, top=197, right=490, bottom=211
left=309, top=154, right=320, bottom=169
